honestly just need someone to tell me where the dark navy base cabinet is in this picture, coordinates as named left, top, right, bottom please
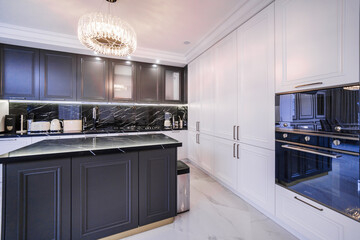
left=72, top=153, right=138, bottom=240
left=3, top=148, right=178, bottom=240
left=4, top=158, right=71, bottom=240
left=139, top=148, right=177, bottom=226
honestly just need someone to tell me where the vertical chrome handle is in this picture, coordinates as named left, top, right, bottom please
left=198, top=134, right=200, bottom=144
left=237, top=126, right=239, bottom=140
left=237, top=144, right=239, bottom=159
left=196, top=134, right=198, bottom=144
left=233, top=126, right=236, bottom=140
left=233, top=143, right=236, bottom=157
left=198, top=121, right=200, bottom=132
left=196, top=121, right=199, bottom=131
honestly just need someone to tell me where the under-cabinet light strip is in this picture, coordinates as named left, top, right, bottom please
left=8, top=99, right=188, bottom=107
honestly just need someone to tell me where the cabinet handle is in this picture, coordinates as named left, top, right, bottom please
left=196, top=122, right=199, bottom=131
left=196, top=134, right=199, bottom=144
left=233, top=143, right=236, bottom=158
left=294, top=196, right=323, bottom=211
left=237, top=126, right=239, bottom=140
left=198, top=122, right=200, bottom=132
left=233, top=126, right=236, bottom=140
left=237, top=144, right=239, bottom=159
left=198, top=134, right=200, bottom=144
left=294, top=82, right=323, bottom=89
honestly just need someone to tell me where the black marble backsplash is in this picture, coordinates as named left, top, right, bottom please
left=9, top=103, right=187, bottom=130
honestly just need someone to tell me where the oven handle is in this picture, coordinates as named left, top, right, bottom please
left=281, top=144, right=342, bottom=159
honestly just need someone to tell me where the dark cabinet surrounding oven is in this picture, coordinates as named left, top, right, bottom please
left=139, top=148, right=177, bottom=226
left=109, top=60, right=136, bottom=102
left=1, top=45, right=39, bottom=99
left=72, top=153, right=138, bottom=240
left=40, top=50, right=77, bottom=100
left=77, top=55, right=108, bottom=102
left=137, top=63, right=163, bottom=103
left=4, top=158, right=71, bottom=240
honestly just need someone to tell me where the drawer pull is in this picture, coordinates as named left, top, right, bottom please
left=295, top=82, right=323, bottom=89
left=294, top=196, right=323, bottom=211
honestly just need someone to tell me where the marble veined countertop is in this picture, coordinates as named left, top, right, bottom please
left=0, top=134, right=181, bottom=163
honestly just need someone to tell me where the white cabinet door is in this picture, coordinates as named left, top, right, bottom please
left=188, top=60, right=200, bottom=132
left=237, top=3, right=275, bottom=150
left=163, top=130, right=188, bottom=160
left=276, top=186, right=360, bottom=240
left=237, top=143, right=275, bottom=215
left=212, top=137, right=238, bottom=190
left=214, top=31, right=238, bottom=141
left=199, top=50, right=215, bottom=136
left=198, top=133, right=214, bottom=175
left=275, top=0, right=359, bottom=93
left=187, top=131, right=200, bottom=165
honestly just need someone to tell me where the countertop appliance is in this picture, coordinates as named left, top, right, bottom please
left=275, top=85, right=360, bottom=222
left=164, top=112, right=172, bottom=130
left=5, top=114, right=17, bottom=133
left=29, top=121, right=51, bottom=133
left=50, top=119, right=62, bottom=132
left=63, top=120, right=82, bottom=133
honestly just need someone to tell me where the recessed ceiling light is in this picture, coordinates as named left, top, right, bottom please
left=184, top=41, right=191, bottom=45
left=156, top=59, right=160, bottom=64
left=127, top=56, right=131, bottom=59
left=126, top=61, right=131, bottom=64
left=152, top=64, right=157, bottom=67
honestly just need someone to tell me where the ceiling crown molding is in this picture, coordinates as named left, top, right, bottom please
left=185, top=0, right=273, bottom=63
left=0, top=23, right=187, bottom=67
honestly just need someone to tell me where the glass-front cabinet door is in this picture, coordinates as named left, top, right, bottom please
left=109, top=60, right=136, bottom=102
left=164, top=67, right=183, bottom=103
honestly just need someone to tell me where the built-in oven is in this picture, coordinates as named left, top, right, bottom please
left=275, top=85, right=360, bottom=222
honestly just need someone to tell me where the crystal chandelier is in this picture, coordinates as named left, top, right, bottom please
left=78, top=0, right=137, bottom=57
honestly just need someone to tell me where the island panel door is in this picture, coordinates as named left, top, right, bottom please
left=71, top=152, right=138, bottom=240
left=138, top=148, right=177, bottom=226
left=4, top=158, right=71, bottom=240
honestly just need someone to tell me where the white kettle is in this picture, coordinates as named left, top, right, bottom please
left=50, top=119, right=62, bottom=132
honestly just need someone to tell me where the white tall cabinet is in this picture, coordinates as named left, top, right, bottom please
left=275, top=0, right=359, bottom=93
left=187, top=3, right=275, bottom=214
left=236, top=4, right=275, bottom=213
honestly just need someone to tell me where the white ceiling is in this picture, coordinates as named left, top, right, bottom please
left=0, top=0, right=270, bottom=65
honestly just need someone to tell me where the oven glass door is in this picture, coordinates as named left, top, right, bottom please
left=276, top=141, right=360, bottom=222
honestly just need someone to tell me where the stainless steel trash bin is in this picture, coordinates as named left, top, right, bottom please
left=177, top=161, right=190, bottom=213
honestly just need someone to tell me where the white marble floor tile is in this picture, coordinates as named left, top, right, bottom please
left=123, top=162, right=298, bottom=240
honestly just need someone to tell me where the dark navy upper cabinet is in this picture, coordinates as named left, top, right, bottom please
left=4, top=158, right=71, bottom=240
left=40, top=50, right=77, bottom=101
left=1, top=45, right=39, bottom=100
left=137, top=63, right=163, bottom=103
left=77, top=55, right=108, bottom=102
left=163, top=66, right=183, bottom=103
left=109, top=59, right=137, bottom=102
left=139, top=148, right=177, bottom=226
left=71, top=153, right=139, bottom=240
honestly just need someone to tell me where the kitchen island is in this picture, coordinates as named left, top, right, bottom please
left=0, top=134, right=181, bottom=240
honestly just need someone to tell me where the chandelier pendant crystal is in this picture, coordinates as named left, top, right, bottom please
left=78, top=0, right=137, bottom=57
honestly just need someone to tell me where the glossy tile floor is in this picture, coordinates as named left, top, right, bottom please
left=124, top=161, right=298, bottom=240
